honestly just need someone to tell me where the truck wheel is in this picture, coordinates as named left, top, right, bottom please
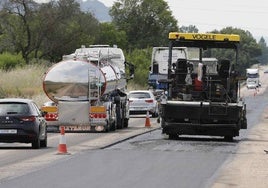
left=116, top=114, right=124, bottom=129
left=118, top=117, right=124, bottom=129
left=116, top=108, right=123, bottom=129
left=105, top=122, right=111, bottom=132
left=124, top=118, right=129, bottom=128
left=110, top=120, right=116, bottom=131
left=152, top=112, right=159, bottom=118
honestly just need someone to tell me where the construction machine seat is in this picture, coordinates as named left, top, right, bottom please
left=218, top=59, right=230, bottom=78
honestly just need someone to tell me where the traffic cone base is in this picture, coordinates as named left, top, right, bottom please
left=145, top=111, right=151, bottom=127
left=57, top=143, right=69, bottom=154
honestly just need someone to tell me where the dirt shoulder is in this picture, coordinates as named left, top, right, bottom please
left=212, top=113, right=268, bottom=188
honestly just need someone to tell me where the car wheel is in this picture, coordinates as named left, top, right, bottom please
left=40, top=135, right=47, bottom=148
left=32, top=137, right=41, bottom=149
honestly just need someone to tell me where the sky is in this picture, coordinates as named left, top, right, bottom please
left=99, top=0, right=268, bottom=40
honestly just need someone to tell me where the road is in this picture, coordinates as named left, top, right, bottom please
left=0, top=116, right=156, bottom=182
left=0, top=67, right=268, bottom=188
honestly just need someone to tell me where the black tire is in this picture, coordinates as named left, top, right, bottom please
left=152, top=112, right=158, bottom=118
left=40, top=135, right=47, bottom=148
left=32, top=137, right=41, bottom=149
left=117, top=117, right=124, bottom=129
left=124, top=118, right=129, bottom=128
left=243, top=118, right=247, bottom=129
left=110, top=120, right=116, bottom=131
left=116, top=105, right=123, bottom=129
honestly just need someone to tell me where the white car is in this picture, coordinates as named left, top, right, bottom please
left=129, top=90, right=159, bottom=117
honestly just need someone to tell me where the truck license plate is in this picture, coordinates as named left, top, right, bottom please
left=63, top=125, right=91, bottom=131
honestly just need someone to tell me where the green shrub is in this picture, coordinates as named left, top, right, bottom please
left=126, top=48, right=152, bottom=87
left=0, top=52, right=25, bottom=70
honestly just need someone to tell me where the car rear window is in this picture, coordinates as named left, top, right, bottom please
left=0, top=103, right=30, bottom=115
left=129, top=92, right=151, bottom=99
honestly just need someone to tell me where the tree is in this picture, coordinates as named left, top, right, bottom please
left=0, top=0, right=100, bottom=63
left=0, top=0, right=40, bottom=63
left=179, top=25, right=199, bottom=33
left=258, top=37, right=268, bottom=64
left=125, top=48, right=151, bottom=87
left=36, top=0, right=100, bottom=62
left=110, top=0, right=178, bottom=49
left=95, top=22, right=127, bottom=49
left=211, top=27, right=262, bottom=75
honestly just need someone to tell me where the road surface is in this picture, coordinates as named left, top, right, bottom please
left=0, top=66, right=268, bottom=188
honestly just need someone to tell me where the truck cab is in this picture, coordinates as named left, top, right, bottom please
left=148, top=47, right=187, bottom=90
left=246, top=68, right=260, bottom=89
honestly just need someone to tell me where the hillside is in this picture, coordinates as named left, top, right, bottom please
left=77, top=0, right=111, bottom=22
left=31, top=0, right=111, bottom=22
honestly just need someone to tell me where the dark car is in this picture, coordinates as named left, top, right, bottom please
left=0, top=98, right=47, bottom=149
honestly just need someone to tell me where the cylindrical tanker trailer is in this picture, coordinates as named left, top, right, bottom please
left=41, top=45, right=134, bottom=132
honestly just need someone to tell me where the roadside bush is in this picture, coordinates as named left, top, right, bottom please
left=126, top=48, right=151, bottom=87
left=0, top=52, right=25, bottom=70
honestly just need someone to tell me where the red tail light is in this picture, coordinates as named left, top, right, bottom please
left=20, top=116, right=36, bottom=122
left=45, top=113, right=58, bottom=121
left=145, top=99, right=154, bottom=103
left=90, top=113, right=107, bottom=119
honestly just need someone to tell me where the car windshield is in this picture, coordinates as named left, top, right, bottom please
left=0, top=103, right=29, bottom=115
left=129, top=92, right=151, bottom=99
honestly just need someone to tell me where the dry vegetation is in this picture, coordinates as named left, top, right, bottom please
left=0, top=64, right=50, bottom=106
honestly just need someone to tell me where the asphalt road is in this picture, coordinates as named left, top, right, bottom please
left=0, top=116, right=156, bottom=183
left=0, top=88, right=267, bottom=188
left=0, top=68, right=267, bottom=188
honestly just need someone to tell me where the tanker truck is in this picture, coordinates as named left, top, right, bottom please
left=41, top=45, right=134, bottom=132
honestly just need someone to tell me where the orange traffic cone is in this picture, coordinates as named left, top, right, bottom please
left=57, top=126, right=70, bottom=155
left=145, top=111, right=151, bottom=127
